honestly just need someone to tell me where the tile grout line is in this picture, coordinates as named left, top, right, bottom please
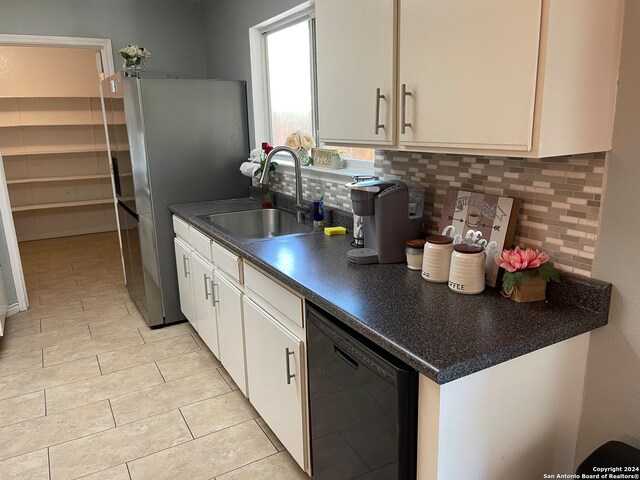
left=107, top=398, right=117, bottom=427
left=177, top=408, right=195, bottom=440
left=0, top=400, right=116, bottom=464
left=123, top=417, right=260, bottom=469
left=212, top=450, right=282, bottom=479
left=44, top=388, right=48, bottom=416
left=125, top=462, right=133, bottom=480
left=253, top=418, right=281, bottom=452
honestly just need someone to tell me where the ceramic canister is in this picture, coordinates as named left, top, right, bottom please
left=448, top=244, right=486, bottom=294
left=421, top=235, right=454, bottom=283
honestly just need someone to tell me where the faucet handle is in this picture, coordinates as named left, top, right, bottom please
left=295, top=203, right=311, bottom=214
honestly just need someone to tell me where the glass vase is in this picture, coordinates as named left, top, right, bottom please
left=298, top=149, right=312, bottom=166
left=123, top=60, right=144, bottom=77
left=261, top=184, right=273, bottom=209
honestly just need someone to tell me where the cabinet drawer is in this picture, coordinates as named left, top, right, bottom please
left=245, top=263, right=303, bottom=329
left=189, top=227, right=213, bottom=262
left=212, top=241, right=243, bottom=284
left=172, top=215, right=190, bottom=242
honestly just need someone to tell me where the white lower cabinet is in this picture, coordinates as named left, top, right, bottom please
left=173, top=237, right=196, bottom=329
left=190, top=252, right=219, bottom=358
left=243, top=296, right=307, bottom=471
left=214, top=270, right=247, bottom=396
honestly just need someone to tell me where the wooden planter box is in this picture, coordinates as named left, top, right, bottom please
left=510, top=275, right=547, bottom=303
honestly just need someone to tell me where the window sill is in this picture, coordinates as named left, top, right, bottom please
left=273, top=156, right=375, bottom=183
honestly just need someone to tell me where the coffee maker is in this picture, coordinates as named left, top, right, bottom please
left=346, top=180, right=421, bottom=264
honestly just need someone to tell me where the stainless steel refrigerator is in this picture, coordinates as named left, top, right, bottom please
left=102, top=73, right=249, bottom=327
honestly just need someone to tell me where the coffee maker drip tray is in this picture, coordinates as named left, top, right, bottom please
left=347, top=248, right=379, bottom=265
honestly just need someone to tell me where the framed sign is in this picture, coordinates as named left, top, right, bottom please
left=438, top=189, right=520, bottom=287
left=311, top=148, right=333, bottom=168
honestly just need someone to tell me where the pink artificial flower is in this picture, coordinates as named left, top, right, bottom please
left=495, top=246, right=549, bottom=273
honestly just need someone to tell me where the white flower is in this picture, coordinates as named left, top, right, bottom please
left=299, top=132, right=316, bottom=150
left=124, top=45, right=138, bottom=57
left=285, top=134, right=301, bottom=150
left=140, top=48, right=151, bottom=59
left=250, top=147, right=264, bottom=159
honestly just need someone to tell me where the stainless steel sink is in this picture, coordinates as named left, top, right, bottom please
left=198, top=208, right=314, bottom=239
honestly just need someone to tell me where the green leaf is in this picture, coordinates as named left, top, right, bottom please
left=502, top=271, right=524, bottom=291
left=537, top=263, right=560, bottom=282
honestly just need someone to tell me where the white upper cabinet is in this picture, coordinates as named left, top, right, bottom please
left=399, top=0, right=541, bottom=151
left=315, top=0, right=624, bottom=158
left=316, top=0, right=396, bottom=146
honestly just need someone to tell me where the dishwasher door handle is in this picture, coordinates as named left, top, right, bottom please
left=334, top=345, right=359, bottom=370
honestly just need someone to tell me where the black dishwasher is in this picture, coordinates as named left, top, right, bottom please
left=307, top=304, right=418, bottom=480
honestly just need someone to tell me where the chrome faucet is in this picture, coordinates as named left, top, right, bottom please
left=258, top=145, right=309, bottom=223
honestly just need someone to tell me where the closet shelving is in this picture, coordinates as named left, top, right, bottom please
left=0, top=45, right=125, bottom=241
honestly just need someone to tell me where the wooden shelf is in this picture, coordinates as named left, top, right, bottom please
left=0, top=95, right=101, bottom=99
left=0, top=122, right=125, bottom=128
left=11, top=198, right=115, bottom=212
left=1, top=146, right=128, bottom=157
left=6, top=174, right=112, bottom=185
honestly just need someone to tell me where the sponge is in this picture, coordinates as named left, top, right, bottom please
left=324, top=226, right=347, bottom=236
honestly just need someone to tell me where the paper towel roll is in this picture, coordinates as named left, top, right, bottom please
left=239, top=162, right=259, bottom=178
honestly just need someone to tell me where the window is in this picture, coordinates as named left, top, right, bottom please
left=252, top=7, right=375, bottom=163
left=264, top=20, right=314, bottom=147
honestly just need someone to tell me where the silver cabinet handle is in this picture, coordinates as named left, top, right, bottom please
left=401, top=83, right=412, bottom=134
left=374, top=88, right=385, bottom=135
left=182, top=255, right=189, bottom=278
left=213, top=282, right=220, bottom=304
left=285, top=347, right=295, bottom=384
left=204, top=274, right=211, bottom=299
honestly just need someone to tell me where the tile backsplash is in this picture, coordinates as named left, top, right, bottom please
left=267, top=150, right=606, bottom=277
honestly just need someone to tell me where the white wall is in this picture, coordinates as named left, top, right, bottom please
left=576, top=0, right=640, bottom=461
left=0, top=0, right=207, bottom=78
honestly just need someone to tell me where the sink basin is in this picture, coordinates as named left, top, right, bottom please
left=198, top=208, right=314, bottom=239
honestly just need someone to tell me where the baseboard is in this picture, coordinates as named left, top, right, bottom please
left=7, top=303, right=20, bottom=317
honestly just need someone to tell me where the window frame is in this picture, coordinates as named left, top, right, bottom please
left=249, top=3, right=375, bottom=176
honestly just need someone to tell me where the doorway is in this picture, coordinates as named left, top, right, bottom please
left=0, top=35, right=115, bottom=313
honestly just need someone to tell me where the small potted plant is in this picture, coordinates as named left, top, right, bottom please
left=329, top=149, right=345, bottom=169
left=495, top=246, right=560, bottom=302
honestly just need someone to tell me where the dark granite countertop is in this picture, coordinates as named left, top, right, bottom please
left=169, top=197, right=612, bottom=384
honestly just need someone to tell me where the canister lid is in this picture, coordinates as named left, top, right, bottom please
left=426, top=235, right=454, bottom=245
left=406, top=238, right=426, bottom=249
left=453, top=244, right=485, bottom=254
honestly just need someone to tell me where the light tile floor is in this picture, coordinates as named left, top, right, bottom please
left=0, top=232, right=308, bottom=480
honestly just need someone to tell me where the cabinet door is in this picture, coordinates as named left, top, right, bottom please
left=214, top=271, right=247, bottom=396
left=399, top=0, right=542, bottom=151
left=173, top=237, right=196, bottom=328
left=190, top=253, right=219, bottom=359
left=243, top=297, right=307, bottom=470
left=316, top=0, right=396, bottom=146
